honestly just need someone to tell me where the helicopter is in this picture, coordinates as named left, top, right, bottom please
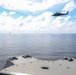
left=52, top=11, right=69, bottom=16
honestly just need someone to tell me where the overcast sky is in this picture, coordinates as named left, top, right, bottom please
left=0, top=0, right=76, bottom=33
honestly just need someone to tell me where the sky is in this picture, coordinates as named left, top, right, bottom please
left=0, top=0, right=76, bottom=33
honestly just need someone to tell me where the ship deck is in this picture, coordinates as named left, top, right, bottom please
left=0, top=55, right=76, bottom=75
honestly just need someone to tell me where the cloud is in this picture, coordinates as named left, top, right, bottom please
left=0, top=0, right=70, bottom=13
left=0, top=11, right=16, bottom=32
left=19, top=11, right=52, bottom=32
left=1, top=11, right=8, bottom=16
left=63, top=1, right=76, bottom=11
left=47, top=18, right=75, bottom=33
left=9, top=11, right=16, bottom=15
left=22, top=15, right=33, bottom=23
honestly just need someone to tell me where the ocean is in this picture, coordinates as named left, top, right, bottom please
left=0, top=33, right=76, bottom=70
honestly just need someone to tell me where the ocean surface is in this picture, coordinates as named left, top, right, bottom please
left=0, top=33, right=76, bottom=70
